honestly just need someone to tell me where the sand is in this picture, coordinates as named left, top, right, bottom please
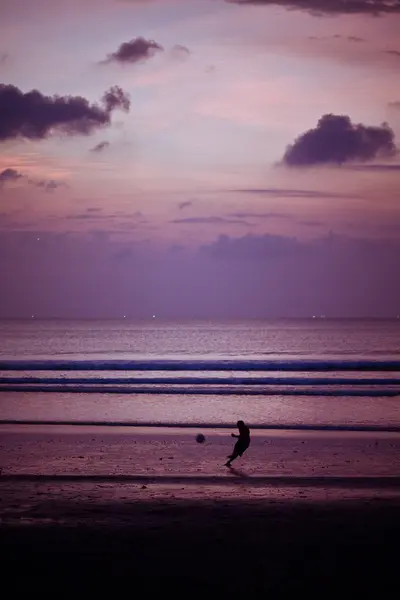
left=1, top=426, right=400, bottom=593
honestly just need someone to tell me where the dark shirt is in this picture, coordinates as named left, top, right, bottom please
left=238, top=425, right=250, bottom=443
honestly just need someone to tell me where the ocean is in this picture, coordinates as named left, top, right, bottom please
left=0, top=319, right=399, bottom=429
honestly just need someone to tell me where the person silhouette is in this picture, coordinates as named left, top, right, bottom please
left=225, top=420, right=250, bottom=467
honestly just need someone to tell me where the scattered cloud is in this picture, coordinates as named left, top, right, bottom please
left=282, top=114, right=398, bottom=167
left=0, top=84, right=130, bottom=142
left=90, top=141, right=110, bottom=153
left=64, top=209, right=146, bottom=226
left=388, top=101, right=400, bottom=111
left=346, top=36, right=366, bottom=43
left=229, top=211, right=291, bottom=218
left=0, top=53, right=9, bottom=65
left=101, top=37, right=163, bottom=65
left=178, top=200, right=192, bottom=210
left=0, top=168, right=22, bottom=186
left=65, top=213, right=103, bottom=221
left=33, top=179, right=67, bottom=192
left=228, top=211, right=324, bottom=227
left=170, top=45, right=191, bottom=61
left=101, top=86, right=131, bottom=112
left=0, top=167, right=66, bottom=192
left=384, top=49, right=400, bottom=57
left=227, top=0, right=400, bottom=16
left=309, top=35, right=366, bottom=43
left=226, top=188, right=358, bottom=199
left=171, top=216, right=252, bottom=226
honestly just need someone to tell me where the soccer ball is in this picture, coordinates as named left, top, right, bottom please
left=196, top=433, right=206, bottom=444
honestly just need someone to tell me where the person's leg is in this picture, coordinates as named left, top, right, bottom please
left=225, top=441, right=249, bottom=466
left=225, top=451, right=239, bottom=467
left=225, top=441, right=243, bottom=466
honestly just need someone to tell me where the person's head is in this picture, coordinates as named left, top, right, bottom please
left=237, top=420, right=245, bottom=429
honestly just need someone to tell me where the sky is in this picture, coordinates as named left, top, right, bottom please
left=1, top=0, right=400, bottom=318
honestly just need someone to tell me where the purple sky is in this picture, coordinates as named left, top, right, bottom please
left=1, top=0, right=400, bottom=318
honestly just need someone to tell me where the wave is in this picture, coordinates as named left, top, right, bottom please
left=1, top=358, right=400, bottom=371
left=0, top=383, right=399, bottom=396
left=1, top=376, right=399, bottom=386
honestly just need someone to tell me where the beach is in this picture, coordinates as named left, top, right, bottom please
left=1, top=426, right=400, bottom=593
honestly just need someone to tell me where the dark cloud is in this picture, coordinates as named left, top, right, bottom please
left=0, top=167, right=66, bottom=191
left=90, top=141, right=110, bottom=153
left=0, top=84, right=130, bottom=143
left=0, top=53, right=9, bottom=65
left=0, top=168, right=22, bottom=186
left=384, top=49, right=400, bottom=57
left=102, top=37, right=163, bottom=65
left=388, top=101, right=400, bottom=110
left=227, top=0, right=400, bottom=16
left=102, top=86, right=131, bottom=112
left=282, top=114, right=398, bottom=167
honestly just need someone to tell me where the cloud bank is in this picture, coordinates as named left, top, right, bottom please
left=2, top=230, right=398, bottom=318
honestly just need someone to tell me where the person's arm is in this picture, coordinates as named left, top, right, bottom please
left=231, top=433, right=239, bottom=438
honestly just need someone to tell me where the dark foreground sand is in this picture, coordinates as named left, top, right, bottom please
left=1, top=495, right=400, bottom=595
